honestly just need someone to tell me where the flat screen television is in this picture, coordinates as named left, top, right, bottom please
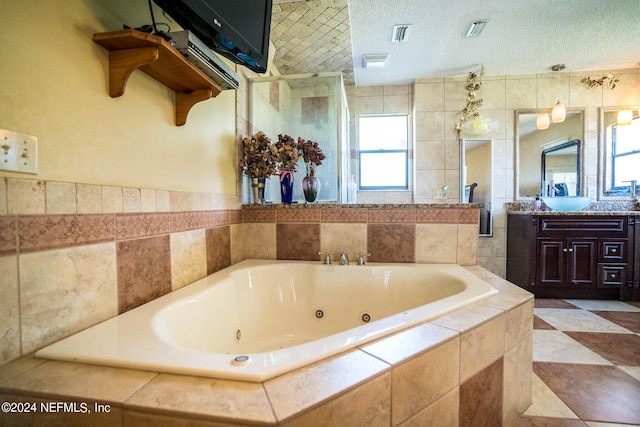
left=152, top=0, right=272, bottom=74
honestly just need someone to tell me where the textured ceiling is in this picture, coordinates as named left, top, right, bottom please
left=270, top=0, right=354, bottom=84
left=270, top=0, right=640, bottom=87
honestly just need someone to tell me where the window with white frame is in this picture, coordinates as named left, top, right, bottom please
left=609, top=117, right=640, bottom=191
left=358, top=115, right=409, bottom=190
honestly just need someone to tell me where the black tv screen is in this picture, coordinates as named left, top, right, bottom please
left=153, top=0, right=272, bottom=74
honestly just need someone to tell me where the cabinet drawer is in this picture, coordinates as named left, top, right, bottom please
left=538, top=217, right=627, bottom=236
left=597, top=264, right=627, bottom=287
left=599, top=239, right=627, bottom=262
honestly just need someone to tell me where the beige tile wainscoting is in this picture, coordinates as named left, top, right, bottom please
left=0, top=177, right=534, bottom=425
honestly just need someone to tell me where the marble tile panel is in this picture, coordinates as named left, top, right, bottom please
left=276, top=208, right=321, bottom=223
left=458, top=208, right=480, bottom=224
left=120, top=188, right=140, bottom=212
left=533, top=315, right=555, bottom=330
left=534, top=308, right=631, bottom=333
left=415, top=208, right=458, bottom=224
left=206, top=226, right=231, bottom=275
left=503, top=335, right=533, bottom=426
left=390, top=338, right=460, bottom=425
left=7, top=179, right=45, bottom=214
left=169, top=191, right=196, bottom=212
left=565, top=299, right=640, bottom=312
left=0, top=255, right=19, bottom=364
left=320, top=208, right=366, bottom=223
left=534, top=362, right=640, bottom=425
left=532, top=330, right=611, bottom=365
left=18, top=214, right=116, bottom=253
left=229, top=223, right=243, bottom=264
left=242, top=208, right=276, bottom=223
left=367, top=208, right=415, bottom=223
left=171, top=211, right=205, bottom=232
left=242, top=223, right=276, bottom=259
left=156, top=190, right=170, bottom=212
left=481, top=277, right=532, bottom=295
left=431, top=303, right=503, bottom=332
left=282, top=372, right=391, bottom=427
left=117, top=235, right=171, bottom=313
left=591, top=311, right=640, bottom=333
left=458, top=314, right=506, bottom=382
left=398, top=388, right=459, bottom=427
left=319, top=223, right=366, bottom=263
left=415, top=223, right=457, bottom=263
left=0, top=215, right=17, bottom=255
left=45, top=181, right=76, bottom=214
left=505, top=300, right=534, bottom=351
left=170, top=229, right=207, bottom=290
left=0, top=357, right=46, bottom=383
left=102, top=186, right=123, bottom=213
left=564, top=332, right=640, bottom=366
left=115, top=212, right=170, bottom=240
left=620, top=366, right=640, bottom=382
left=361, top=322, right=458, bottom=366
left=126, top=373, right=275, bottom=425
left=534, top=299, right=580, bottom=309
left=1, top=361, right=155, bottom=402
left=456, top=223, right=478, bottom=265
left=459, top=358, right=504, bottom=427
left=76, top=183, right=102, bottom=214
left=19, top=243, right=118, bottom=353
left=522, top=373, right=579, bottom=419
left=204, top=210, right=228, bottom=228
left=414, top=81, right=445, bottom=113
left=276, top=223, right=320, bottom=261
left=367, top=223, right=415, bottom=263
left=264, top=350, right=389, bottom=422
left=140, top=189, right=157, bottom=212
left=415, top=139, right=445, bottom=170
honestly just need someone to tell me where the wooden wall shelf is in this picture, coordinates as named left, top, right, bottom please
left=93, top=29, right=222, bottom=126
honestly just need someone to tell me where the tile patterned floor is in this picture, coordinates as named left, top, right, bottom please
left=514, top=299, right=640, bottom=427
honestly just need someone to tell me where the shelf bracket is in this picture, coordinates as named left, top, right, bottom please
left=108, top=47, right=159, bottom=97
left=175, top=89, right=213, bottom=126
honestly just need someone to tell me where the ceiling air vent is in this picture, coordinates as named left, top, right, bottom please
left=465, top=20, right=487, bottom=37
left=392, top=25, right=411, bottom=42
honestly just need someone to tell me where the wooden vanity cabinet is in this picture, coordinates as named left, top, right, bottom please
left=507, top=214, right=637, bottom=300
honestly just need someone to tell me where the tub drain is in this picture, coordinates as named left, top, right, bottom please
left=315, top=309, right=325, bottom=319
left=361, top=312, right=371, bottom=323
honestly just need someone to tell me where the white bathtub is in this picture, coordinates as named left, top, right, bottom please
left=35, top=259, right=497, bottom=381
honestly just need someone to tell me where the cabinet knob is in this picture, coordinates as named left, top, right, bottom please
left=568, top=248, right=573, bottom=252
left=563, top=248, right=568, bottom=253
left=612, top=274, right=617, bottom=278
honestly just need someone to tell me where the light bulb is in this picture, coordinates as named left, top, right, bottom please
left=617, top=109, right=633, bottom=126
left=536, top=113, right=550, bottom=130
left=551, top=100, right=566, bottom=123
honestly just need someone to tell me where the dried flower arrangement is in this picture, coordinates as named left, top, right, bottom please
left=274, top=134, right=300, bottom=171
left=455, top=67, right=485, bottom=133
left=298, top=137, right=326, bottom=176
left=239, top=131, right=279, bottom=179
left=580, top=73, right=618, bottom=90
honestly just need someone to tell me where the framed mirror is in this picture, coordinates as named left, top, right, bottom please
left=598, top=106, right=640, bottom=198
left=515, top=108, right=586, bottom=199
left=460, top=138, right=493, bottom=236
left=541, top=139, right=580, bottom=196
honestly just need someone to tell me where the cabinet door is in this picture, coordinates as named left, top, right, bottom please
left=536, top=238, right=565, bottom=287
left=568, top=238, right=598, bottom=287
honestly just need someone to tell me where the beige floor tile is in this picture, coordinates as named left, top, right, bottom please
left=532, top=330, right=611, bottom=365
left=523, top=373, right=578, bottom=419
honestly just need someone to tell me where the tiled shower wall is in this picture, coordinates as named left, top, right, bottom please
left=0, top=177, right=479, bottom=368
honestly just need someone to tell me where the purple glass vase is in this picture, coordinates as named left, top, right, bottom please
left=302, top=175, right=320, bottom=203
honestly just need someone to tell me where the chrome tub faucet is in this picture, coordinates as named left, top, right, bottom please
left=339, top=251, right=350, bottom=265
left=318, top=252, right=332, bottom=265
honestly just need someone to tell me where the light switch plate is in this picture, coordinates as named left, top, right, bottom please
left=0, top=129, right=38, bottom=174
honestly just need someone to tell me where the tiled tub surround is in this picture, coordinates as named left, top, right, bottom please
left=34, top=260, right=498, bottom=382
left=0, top=267, right=533, bottom=426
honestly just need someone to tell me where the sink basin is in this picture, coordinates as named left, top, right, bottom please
left=541, top=197, right=593, bottom=212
